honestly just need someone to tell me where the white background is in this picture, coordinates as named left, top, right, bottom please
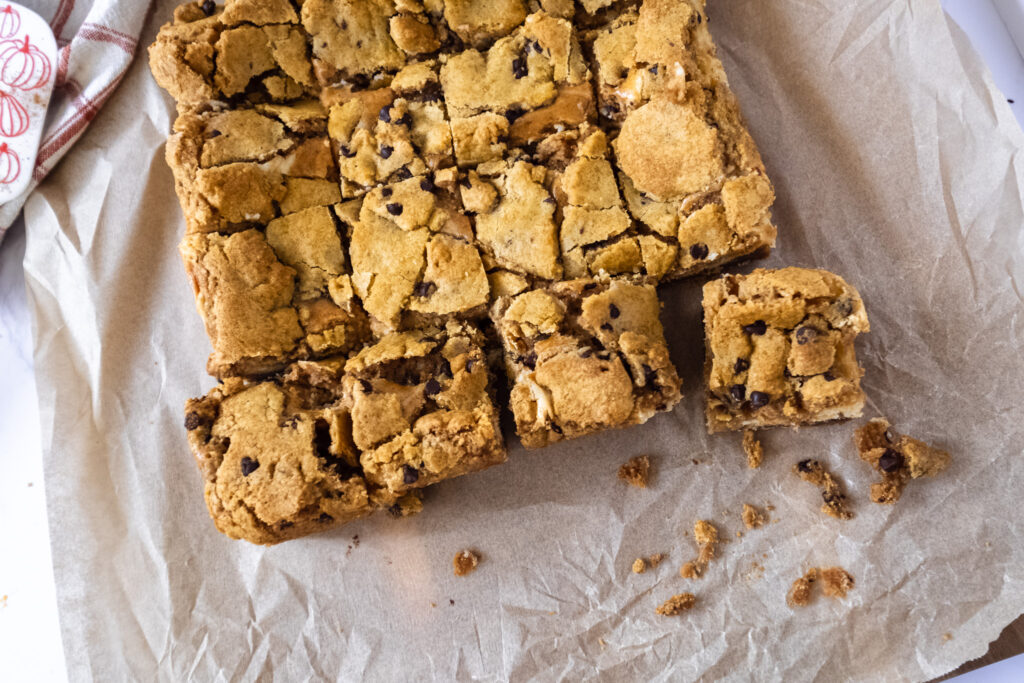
left=1, top=1, right=1022, bottom=680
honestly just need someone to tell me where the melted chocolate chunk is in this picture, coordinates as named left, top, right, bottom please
left=394, top=166, right=412, bottom=180
left=403, top=465, right=420, bottom=484
left=512, top=56, right=528, bottom=79
left=339, top=144, right=355, bottom=158
left=386, top=203, right=404, bottom=215
left=609, top=303, right=620, bottom=319
left=733, top=358, right=750, bottom=373
left=729, top=384, right=746, bottom=402
left=184, top=412, right=203, bottom=431
left=378, top=105, right=392, bottom=123
left=795, top=326, right=818, bottom=345
left=420, top=177, right=435, bottom=193
left=550, top=423, right=564, bottom=435
left=379, top=144, right=394, bottom=159
left=796, top=459, right=813, bottom=473
left=878, top=449, right=904, bottom=473
left=381, top=187, right=393, bottom=198
left=424, top=378, right=441, bottom=397
left=359, top=379, right=373, bottom=393
left=439, top=357, right=453, bottom=378
left=743, top=320, right=767, bottom=336
left=240, top=457, right=259, bottom=476
left=689, top=243, right=709, bottom=260
left=749, top=391, right=770, bottom=408
left=200, top=0, right=215, bottom=16
left=413, top=281, right=436, bottom=297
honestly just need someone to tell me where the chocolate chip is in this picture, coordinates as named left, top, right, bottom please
left=834, top=298, right=854, bottom=317
left=420, top=177, right=435, bottom=193
left=459, top=175, right=472, bottom=189
left=609, top=303, right=620, bottom=319
left=240, top=457, right=259, bottom=476
left=519, top=352, right=537, bottom=369
left=403, top=466, right=420, bottom=484
left=387, top=203, right=404, bottom=215
left=512, top=56, right=528, bottom=79
left=535, top=333, right=551, bottom=341
left=340, top=20, right=348, bottom=30
left=733, top=358, right=749, bottom=373
left=439, top=357, right=453, bottom=378
left=600, top=323, right=613, bottom=332
left=318, top=513, right=334, bottom=523
left=184, top=412, right=202, bottom=431
left=551, top=424, right=564, bottom=435
left=743, top=320, right=767, bottom=336
left=643, top=364, right=657, bottom=386
left=878, top=449, right=904, bottom=473
left=200, top=0, right=215, bottom=16
left=689, top=243, right=709, bottom=260
left=795, top=326, right=818, bottom=345
left=525, top=40, right=541, bottom=54
left=359, top=379, right=373, bottom=393
left=465, top=359, right=476, bottom=373
left=749, top=391, right=770, bottom=408
left=378, top=105, right=392, bottom=123
left=649, top=65, right=659, bottom=75
left=823, top=371, right=836, bottom=381
left=395, top=166, right=412, bottom=180
left=619, top=68, right=630, bottom=80
left=339, top=144, right=355, bottom=158
left=580, top=348, right=593, bottom=358
left=582, top=283, right=598, bottom=292
left=413, top=281, right=436, bottom=297
left=797, top=459, right=813, bottom=473
left=543, top=197, right=556, bottom=204
left=382, top=187, right=393, bottom=198
left=504, top=106, right=524, bottom=123
left=424, top=378, right=441, bottom=396
left=398, top=112, right=413, bottom=126
left=729, top=384, right=746, bottom=402
left=379, top=144, right=393, bottom=159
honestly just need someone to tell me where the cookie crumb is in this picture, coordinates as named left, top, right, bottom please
left=943, top=632, right=953, bottom=642
left=648, top=553, right=665, bottom=568
left=854, top=418, right=951, bottom=504
left=618, top=455, right=650, bottom=488
left=632, top=558, right=647, bottom=574
left=742, top=430, right=763, bottom=468
left=680, top=520, right=719, bottom=579
left=655, top=592, right=696, bottom=616
left=742, top=504, right=767, bottom=529
left=787, top=569, right=818, bottom=607
left=820, top=566, right=855, bottom=599
left=793, top=460, right=853, bottom=520
left=787, top=566, right=855, bottom=607
left=453, top=549, right=480, bottom=576
left=449, top=599, right=455, bottom=606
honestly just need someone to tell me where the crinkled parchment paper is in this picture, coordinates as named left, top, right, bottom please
left=22, top=0, right=1024, bottom=680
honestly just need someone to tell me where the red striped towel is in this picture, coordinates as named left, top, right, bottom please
left=0, top=0, right=151, bottom=241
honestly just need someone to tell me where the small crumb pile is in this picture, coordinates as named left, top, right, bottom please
left=453, top=550, right=480, bottom=577
left=618, top=455, right=650, bottom=488
left=854, top=418, right=951, bottom=504
left=655, top=592, right=696, bottom=616
left=794, top=459, right=853, bottom=520
left=742, top=504, right=767, bottom=529
left=742, top=430, right=763, bottom=469
left=632, top=553, right=665, bottom=574
left=388, top=491, right=424, bottom=518
left=680, top=520, right=719, bottom=579
left=787, top=567, right=855, bottom=607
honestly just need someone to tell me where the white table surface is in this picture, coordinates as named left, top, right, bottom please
left=1, top=2, right=1022, bottom=680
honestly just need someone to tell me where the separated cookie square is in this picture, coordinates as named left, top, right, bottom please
left=702, top=268, right=870, bottom=432
left=491, top=276, right=682, bottom=448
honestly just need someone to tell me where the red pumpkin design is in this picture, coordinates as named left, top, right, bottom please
left=0, top=89, right=27, bottom=136
left=0, top=141, right=20, bottom=184
left=0, top=5, right=20, bottom=39
left=0, top=36, right=50, bottom=91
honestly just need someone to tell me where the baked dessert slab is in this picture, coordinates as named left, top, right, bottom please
left=702, top=268, right=870, bottom=433
left=491, top=276, right=682, bottom=448
left=184, top=321, right=505, bottom=543
left=584, top=0, right=776, bottom=281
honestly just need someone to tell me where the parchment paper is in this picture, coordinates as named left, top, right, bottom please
left=22, top=0, right=1024, bottom=680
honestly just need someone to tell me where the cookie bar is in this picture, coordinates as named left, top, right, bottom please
left=167, top=100, right=338, bottom=234
left=325, top=62, right=455, bottom=198
left=149, top=0, right=317, bottom=110
left=184, top=372, right=376, bottom=545
left=180, top=217, right=371, bottom=378
left=702, top=268, right=870, bottom=433
left=491, top=276, right=682, bottom=448
left=440, top=11, right=594, bottom=167
left=584, top=0, right=776, bottom=279
left=854, top=418, right=951, bottom=504
left=347, top=169, right=490, bottom=331
left=341, top=322, right=507, bottom=493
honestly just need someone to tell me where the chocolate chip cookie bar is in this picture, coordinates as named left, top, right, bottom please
left=184, top=321, right=505, bottom=543
left=702, top=268, right=870, bottom=432
left=491, top=276, right=682, bottom=448
left=584, top=0, right=776, bottom=279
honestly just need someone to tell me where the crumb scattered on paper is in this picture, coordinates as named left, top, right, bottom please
left=680, top=520, right=719, bottom=579
left=787, top=567, right=855, bottom=607
left=648, top=553, right=665, bottom=568
left=794, top=460, right=853, bottom=520
left=449, top=599, right=455, bottom=606
left=787, top=569, right=818, bottom=607
left=656, top=593, right=696, bottom=616
left=632, top=558, right=647, bottom=574
left=943, top=632, right=953, bottom=642
left=742, top=504, right=767, bottom=529
left=618, top=455, right=650, bottom=488
left=854, top=418, right=951, bottom=504
left=743, top=430, right=763, bottom=469
left=453, top=550, right=480, bottom=577
left=820, top=567, right=855, bottom=599
left=742, top=562, right=765, bottom=583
